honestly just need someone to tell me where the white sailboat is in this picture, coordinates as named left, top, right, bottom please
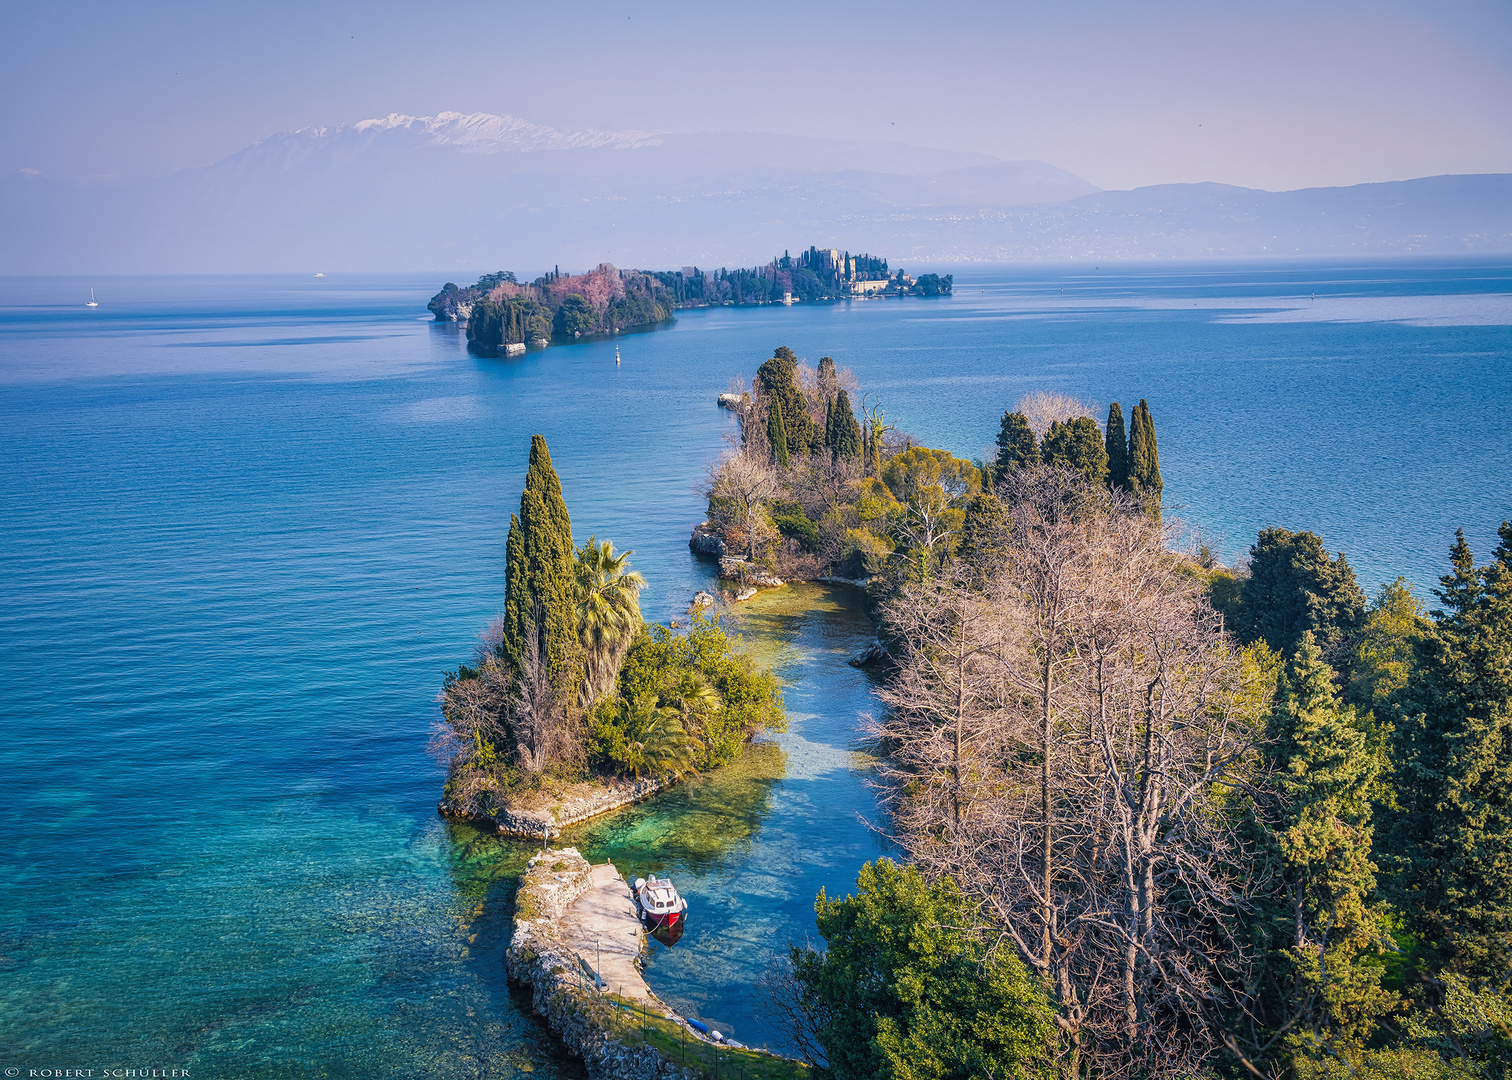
left=85, top=289, right=98, bottom=308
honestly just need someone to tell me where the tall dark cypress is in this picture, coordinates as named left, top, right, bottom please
left=502, top=513, right=529, bottom=675
left=1105, top=402, right=1128, bottom=490
left=514, top=435, right=577, bottom=690
left=831, top=389, right=863, bottom=461
left=823, top=394, right=837, bottom=452
left=756, top=347, right=820, bottom=455
left=1127, top=399, right=1163, bottom=503
left=768, top=398, right=791, bottom=468
left=994, top=411, right=1039, bottom=475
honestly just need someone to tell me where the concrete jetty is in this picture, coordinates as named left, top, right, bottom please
left=561, top=863, right=654, bottom=1003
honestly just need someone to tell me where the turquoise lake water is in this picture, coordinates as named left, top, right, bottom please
left=1, top=262, right=1509, bottom=1077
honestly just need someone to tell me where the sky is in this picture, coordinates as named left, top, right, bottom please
left=2, top=0, right=1510, bottom=192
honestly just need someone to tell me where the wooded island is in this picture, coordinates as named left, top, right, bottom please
left=427, top=247, right=952, bottom=354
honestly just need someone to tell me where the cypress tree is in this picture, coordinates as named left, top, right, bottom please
left=503, top=512, right=529, bottom=674
left=1383, top=524, right=1512, bottom=988
left=757, top=347, right=821, bottom=455
left=768, top=397, right=791, bottom=468
left=514, top=435, right=577, bottom=690
left=823, top=393, right=837, bottom=453
left=1105, top=402, right=1128, bottom=490
left=1249, top=633, right=1393, bottom=1067
left=994, top=411, right=1039, bottom=475
left=832, top=389, right=863, bottom=461
left=1127, top=399, right=1163, bottom=503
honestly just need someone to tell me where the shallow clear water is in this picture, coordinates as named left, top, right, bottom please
left=1, top=262, right=1508, bottom=1075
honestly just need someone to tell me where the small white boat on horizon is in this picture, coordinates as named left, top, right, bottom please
left=633, top=875, right=687, bottom=928
left=85, top=289, right=98, bottom=307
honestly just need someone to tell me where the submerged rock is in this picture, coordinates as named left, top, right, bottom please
left=848, top=637, right=892, bottom=668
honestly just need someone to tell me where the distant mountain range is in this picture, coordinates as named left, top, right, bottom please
left=3, top=111, right=1509, bottom=274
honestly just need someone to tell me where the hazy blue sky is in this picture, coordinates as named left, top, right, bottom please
left=4, top=0, right=1509, bottom=191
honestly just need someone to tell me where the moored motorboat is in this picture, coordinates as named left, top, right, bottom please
left=633, top=875, right=687, bottom=927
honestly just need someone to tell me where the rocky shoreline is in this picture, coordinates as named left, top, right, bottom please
left=440, top=776, right=665, bottom=840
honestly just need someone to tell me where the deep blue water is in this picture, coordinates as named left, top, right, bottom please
left=0, top=262, right=1508, bottom=1077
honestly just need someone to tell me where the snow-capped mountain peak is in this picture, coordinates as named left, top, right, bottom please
left=346, top=111, right=662, bottom=152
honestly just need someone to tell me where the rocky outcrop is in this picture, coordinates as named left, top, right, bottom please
left=811, top=575, right=871, bottom=590
left=718, top=555, right=784, bottom=588
left=690, top=591, right=715, bottom=609
left=716, top=393, right=747, bottom=410
left=427, top=285, right=478, bottom=322
left=688, top=522, right=726, bottom=557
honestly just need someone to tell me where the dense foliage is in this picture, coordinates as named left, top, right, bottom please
left=587, top=616, right=786, bottom=775
left=788, top=859, right=1054, bottom=1080
left=437, top=437, right=785, bottom=810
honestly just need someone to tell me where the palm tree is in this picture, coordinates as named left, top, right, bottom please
left=574, top=537, right=646, bottom=705
left=667, top=670, right=722, bottom=741
left=617, top=694, right=698, bottom=780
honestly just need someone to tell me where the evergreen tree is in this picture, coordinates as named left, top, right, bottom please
left=1249, top=634, right=1393, bottom=1069
left=993, top=411, right=1039, bottom=475
left=757, top=346, right=821, bottom=456
left=768, top=397, right=791, bottom=468
left=1233, top=527, right=1367, bottom=668
left=1040, top=416, right=1108, bottom=485
left=790, top=860, right=1055, bottom=1080
left=503, top=512, right=529, bottom=676
left=831, top=389, right=863, bottom=461
left=1105, top=401, right=1129, bottom=490
left=817, top=355, right=838, bottom=401
left=956, top=492, right=1008, bottom=580
left=1384, top=525, right=1512, bottom=990
left=823, top=393, right=837, bottom=452
left=514, top=435, right=578, bottom=691
left=1127, top=399, right=1163, bottom=503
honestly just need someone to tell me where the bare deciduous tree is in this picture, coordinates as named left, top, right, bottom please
left=704, top=450, right=781, bottom=559
left=872, top=471, right=1269, bottom=1079
left=1017, top=390, right=1102, bottom=438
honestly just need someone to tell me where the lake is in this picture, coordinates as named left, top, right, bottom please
left=0, top=260, right=1508, bottom=1077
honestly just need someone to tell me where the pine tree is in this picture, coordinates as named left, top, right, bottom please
left=1233, top=528, right=1367, bottom=667
left=1040, top=416, right=1108, bottom=485
left=1127, top=399, right=1163, bottom=504
left=1251, top=633, right=1393, bottom=1067
left=1384, top=524, right=1512, bottom=989
left=768, top=397, right=791, bottom=468
left=994, top=411, right=1039, bottom=475
left=832, top=389, right=863, bottom=461
left=1105, top=401, right=1129, bottom=490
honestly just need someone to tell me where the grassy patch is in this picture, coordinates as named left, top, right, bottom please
left=593, top=993, right=809, bottom=1080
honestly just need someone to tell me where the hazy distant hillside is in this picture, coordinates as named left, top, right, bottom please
left=2, top=111, right=1509, bottom=274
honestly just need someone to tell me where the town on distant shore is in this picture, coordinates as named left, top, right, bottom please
left=427, top=246, right=953, bottom=355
